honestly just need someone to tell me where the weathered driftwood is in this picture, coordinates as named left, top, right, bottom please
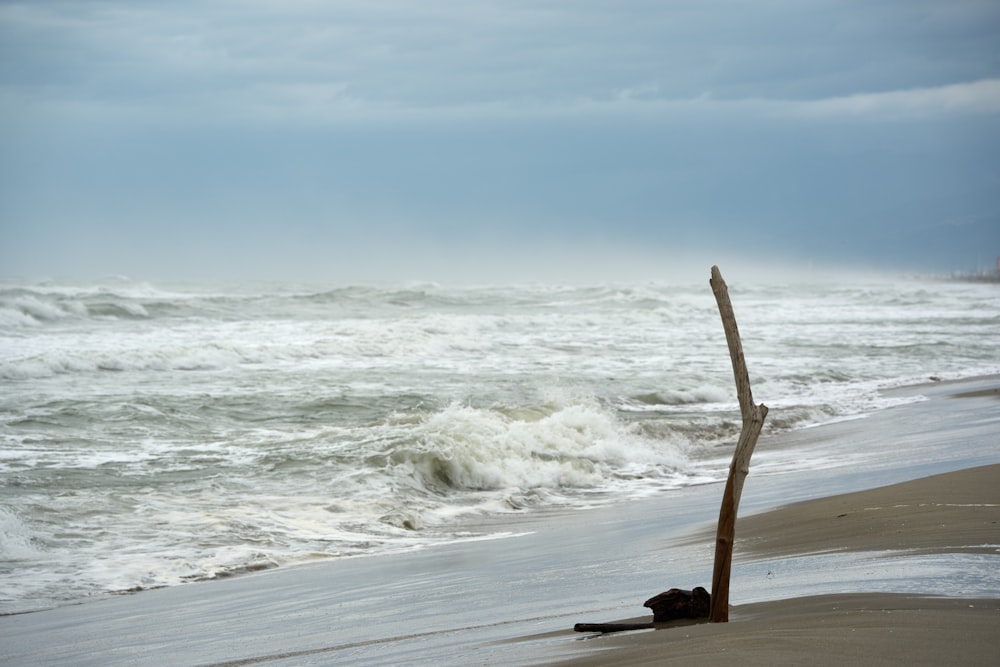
left=574, top=588, right=710, bottom=633
left=708, top=265, right=768, bottom=622
left=644, top=586, right=711, bottom=622
left=573, top=621, right=655, bottom=633
left=573, top=267, right=765, bottom=634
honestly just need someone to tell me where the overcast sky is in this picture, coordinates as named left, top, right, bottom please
left=2, top=1, right=999, bottom=284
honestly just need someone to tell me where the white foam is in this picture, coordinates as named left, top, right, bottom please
left=387, top=400, right=691, bottom=495
left=2, top=277, right=998, bottom=613
left=0, top=507, right=42, bottom=560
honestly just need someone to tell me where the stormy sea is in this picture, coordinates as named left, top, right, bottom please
left=2, top=275, right=997, bottom=614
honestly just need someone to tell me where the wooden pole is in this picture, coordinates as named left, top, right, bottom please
left=708, top=266, right=768, bottom=622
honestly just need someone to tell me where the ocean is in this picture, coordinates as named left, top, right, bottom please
left=1, top=275, right=998, bottom=615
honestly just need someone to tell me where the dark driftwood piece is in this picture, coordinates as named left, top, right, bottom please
left=708, top=265, right=768, bottom=622
left=573, top=586, right=712, bottom=634
left=574, top=621, right=655, bottom=633
left=573, top=588, right=711, bottom=634
left=644, top=586, right=711, bottom=622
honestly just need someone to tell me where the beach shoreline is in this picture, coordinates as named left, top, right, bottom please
left=2, top=375, right=999, bottom=665
left=546, top=463, right=1000, bottom=665
left=546, top=592, right=1000, bottom=666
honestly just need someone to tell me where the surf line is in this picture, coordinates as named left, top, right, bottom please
left=195, top=611, right=576, bottom=667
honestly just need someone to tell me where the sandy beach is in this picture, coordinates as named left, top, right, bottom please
left=552, top=463, right=1000, bottom=666
left=2, top=376, right=998, bottom=666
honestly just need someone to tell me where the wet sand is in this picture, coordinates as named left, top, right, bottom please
left=551, top=464, right=1000, bottom=666
left=551, top=593, right=1000, bottom=666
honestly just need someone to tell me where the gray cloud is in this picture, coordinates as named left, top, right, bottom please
left=4, top=1, right=998, bottom=120
left=1, top=1, right=998, bottom=281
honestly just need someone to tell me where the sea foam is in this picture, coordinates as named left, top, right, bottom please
left=2, top=276, right=998, bottom=613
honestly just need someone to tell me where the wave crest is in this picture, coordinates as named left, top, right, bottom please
left=382, top=402, right=688, bottom=496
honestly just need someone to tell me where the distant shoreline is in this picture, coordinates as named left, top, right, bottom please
left=938, top=267, right=1000, bottom=283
